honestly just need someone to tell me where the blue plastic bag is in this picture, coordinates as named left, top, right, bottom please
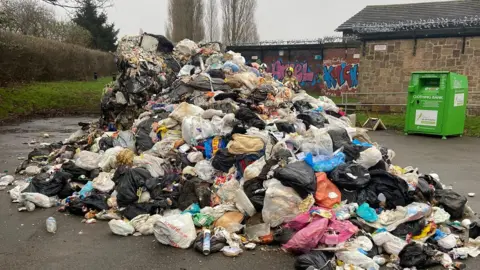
left=304, top=152, right=345, bottom=172
left=352, top=139, right=372, bottom=148
left=357, top=203, right=378, bottom=222
left=79, top=181, right=93, bottom=199
left=182, top=203, right=201, bottom=215
left=223, top=61, right=240, bottom=73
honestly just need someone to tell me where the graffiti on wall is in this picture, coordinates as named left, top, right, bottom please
left=270, top=60, right=320, bottom=87
left=323, top=62, right=359, bottom=91
left=268, top=59, right=359, bottom=92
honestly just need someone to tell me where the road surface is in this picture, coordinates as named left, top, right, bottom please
left=0, top=117, right=478, bottom=269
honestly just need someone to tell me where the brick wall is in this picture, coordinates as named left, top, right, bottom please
left=360, top=37, right=480, bottom=114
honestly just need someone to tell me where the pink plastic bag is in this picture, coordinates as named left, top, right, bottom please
left=285, top=207, right=320, bottom=231
left=283, top=217, right=329, bottom=254
left=320, top=219, right=358, bottom=246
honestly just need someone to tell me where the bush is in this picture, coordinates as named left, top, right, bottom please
left=0, top=31, right=116, bottom=86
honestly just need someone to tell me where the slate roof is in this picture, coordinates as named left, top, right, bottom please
left=336, top=0, right=480, bottom=32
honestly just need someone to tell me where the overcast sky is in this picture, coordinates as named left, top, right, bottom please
left=57, top=0, right=448, bottom=40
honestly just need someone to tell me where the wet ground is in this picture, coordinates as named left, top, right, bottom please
left=0, top=117, right=479, bottom=270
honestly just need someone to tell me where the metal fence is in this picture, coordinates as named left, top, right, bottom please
left=339, top=91, right=480, bottom=115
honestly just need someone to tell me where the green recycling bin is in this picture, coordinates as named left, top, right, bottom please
left=405, top=71, right=468, bottom=139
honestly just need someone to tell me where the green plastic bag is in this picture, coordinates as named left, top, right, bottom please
left=193, top=213, right=215, bottom=227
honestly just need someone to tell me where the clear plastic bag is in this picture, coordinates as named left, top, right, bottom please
left=133, top=154, right=166, bottom=178
left=335, top=250, right=380, bottom=270
left=75, top=151, right=101, bottom=171
left=262, top=179, right=303, bottom=227
left=194, top=160, right=215, bottom=182
left=182, top=116, right=217, bottom=146
left=169, top=102, right=204, bottom=122
left=243, top=157, right=266, bottom=181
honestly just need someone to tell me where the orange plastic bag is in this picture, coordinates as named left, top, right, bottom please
left=314, top=172, right=341, bottom=208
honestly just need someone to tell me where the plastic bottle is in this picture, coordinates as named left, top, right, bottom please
left=202, top=229, right=211, bottom=255
left=46, top=217, right=57, bottom=233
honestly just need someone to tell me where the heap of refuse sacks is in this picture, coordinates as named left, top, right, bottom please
left=1, top=33, right=479, bottom=270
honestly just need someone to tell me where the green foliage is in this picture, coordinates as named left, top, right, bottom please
left=0, top=77, right=110, bottom=121
left=73, top=0, right=118, bottom=51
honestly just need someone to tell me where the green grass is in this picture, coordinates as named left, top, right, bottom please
left=0, top=77, right=111, bottom=121
left=355, top=112, right=480, bottom=137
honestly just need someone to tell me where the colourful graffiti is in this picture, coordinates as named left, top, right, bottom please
left=323, top=63, right=359, bottom=90
left=270, top=60, right=319, bottom=87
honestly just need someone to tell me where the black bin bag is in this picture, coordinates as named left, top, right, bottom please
left=113, top=166, right=152, bottom=207
left=274, top=161, right=316, bottom=199
left=329, top=163, right=370, bottom=190
left=434, top=189, right=467, bottom=219
left=399, top=243, right=440, bottom=269
left=294, top=251, right=333, bottom=270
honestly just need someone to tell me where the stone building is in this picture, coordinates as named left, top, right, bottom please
left=336, top=0, right=480, bottom=114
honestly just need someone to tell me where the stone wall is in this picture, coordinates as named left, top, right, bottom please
left=360, top=37, right=480, bottom=114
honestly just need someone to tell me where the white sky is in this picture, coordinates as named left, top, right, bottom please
left=54, top=0, right=450, bottom=41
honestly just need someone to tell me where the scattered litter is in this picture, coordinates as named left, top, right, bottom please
left=1, top=33, right=478, bottom=270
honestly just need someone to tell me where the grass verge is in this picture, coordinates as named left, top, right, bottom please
left=0, top=77, right=110, bottom=122
left=355, top=112, right=480, bottom=137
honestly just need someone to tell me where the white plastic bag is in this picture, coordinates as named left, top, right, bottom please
left=262, top=179, right=303, bottom=227
left=20, top=193, right=56, bottom=208
left=153, top=213, right=196, bottom=249
left=25, top=166, right=41, bottom=175
left=108, top=219, right=135, bottom=236
left=202, top=109, right=225, bottom=119
left=182, top=116, right=217, bottom=145
left=243, top=157, right=266, bottom=181
left=147, top=135, right=181, bottom=158
left=187, top=152, right=204, bottom=163
left=131, top=214, right=162, bottom=235
left=92, top=172, right=115, bottom=193
left=0, top=175, right=15, bottom=189
left=194, top=160, right=215, bottom=182
left=133, top=154, right=165, bottom=178
left=438, top=234, right=457, bottom=250
left=75, top=151, right=101, bottom=170
left=8, top=181, right=29, bottom=201
left=372, top=231, right=407, bottom=255
left=174, top=39, right=199, bottom=57
left=115, top=91, right=127, bottom=105
left=355, top=147, right=383, bottom=169
left=169, top=102, right=204, bottom=122
left=98, top=146, right=123, bottom=172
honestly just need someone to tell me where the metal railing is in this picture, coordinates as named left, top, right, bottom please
left=339, top=91, right=480, bottom=114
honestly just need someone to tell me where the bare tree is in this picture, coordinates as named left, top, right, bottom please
left=204, top=0, right=219, bottom=42
left=166, top=0, right=205, bottom=42
left=221, top=0, right=259, bottom=45
left=40, top=0, right=110, bottom=9
left=0, top=0, right=92, bottom=47
left=0, top=0, right=55, bottom=36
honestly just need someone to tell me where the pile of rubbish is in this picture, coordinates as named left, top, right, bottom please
left=2, top=33, right=480, bottom=270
